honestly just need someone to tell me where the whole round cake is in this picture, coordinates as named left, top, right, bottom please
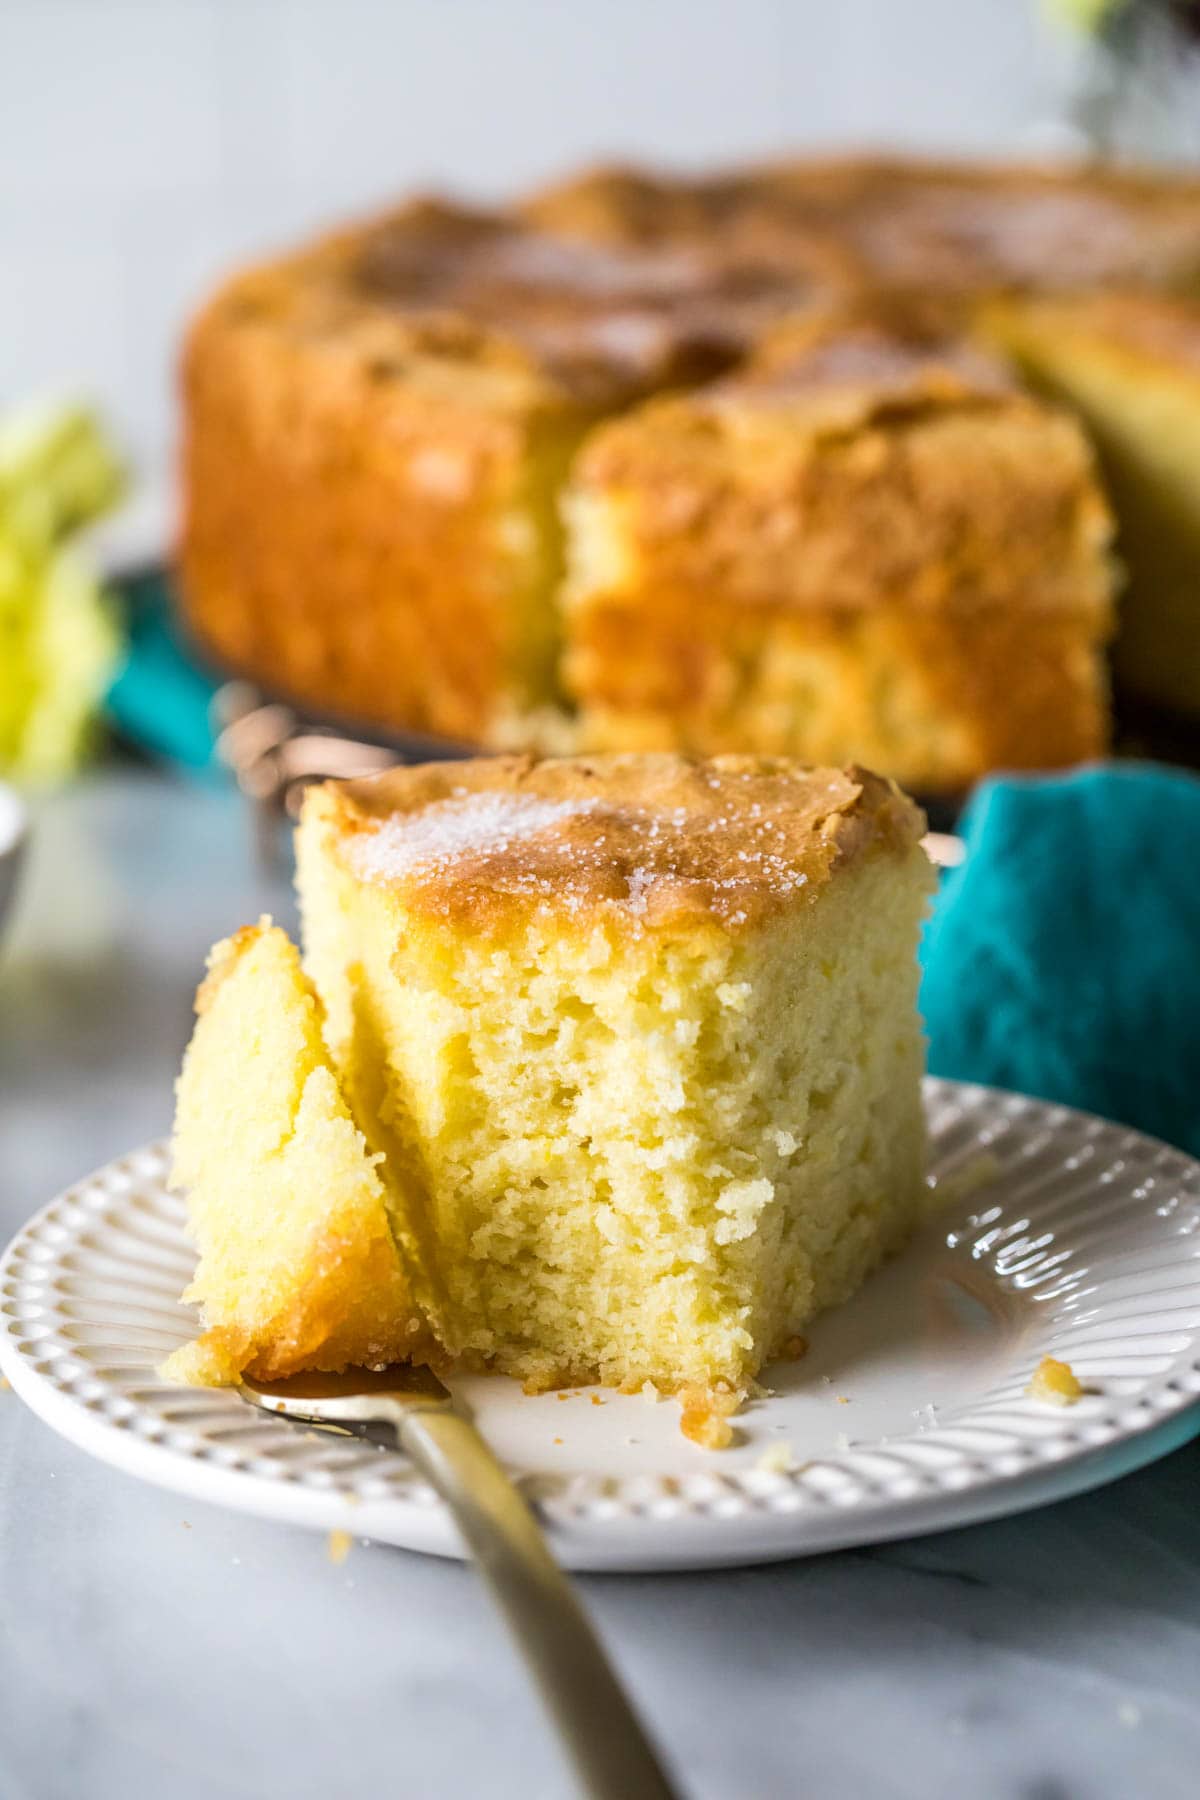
left=178, top=153, right=1200, bottom=790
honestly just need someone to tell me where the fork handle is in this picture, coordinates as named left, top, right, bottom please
left=398, top=1406, right=680, bottom=1800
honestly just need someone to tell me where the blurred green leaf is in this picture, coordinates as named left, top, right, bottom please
left=0, top=404, right=126, bottom=784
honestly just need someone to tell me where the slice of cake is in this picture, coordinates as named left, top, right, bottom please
left=294, top=754, right=935, bottom=1409
left=164, top=918, right=422, bottom=1385
left=985, top=290, right=1200, bottom=718
left=561, top=317, right=1115, bottom=793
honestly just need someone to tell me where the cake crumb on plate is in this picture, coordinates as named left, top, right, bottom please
left=680, top=1384, right=740, bottom=1450
left=328, top=1529, right=352, bottom=1566
left=1028, top=1355, right=1083, bottom=1405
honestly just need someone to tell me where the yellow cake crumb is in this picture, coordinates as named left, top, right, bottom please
left=162, top=919, right=422, bottom=1387
left=681, top=1412, right=734, bottom=1451
left=1028, top=1355, right=1084, bottom=1406
left=327, top=1529, right=353, bottom=1566
left=679, top=1384, right=741, bottom=1450
left=755, top=1441, right=797, bottom=1475
left=161, top=1330, right=247, bottom=1389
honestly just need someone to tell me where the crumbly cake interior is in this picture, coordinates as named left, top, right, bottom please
left=293, top=756, right=934, bottom=1400
left=165, top=920, right=421, bottom=1386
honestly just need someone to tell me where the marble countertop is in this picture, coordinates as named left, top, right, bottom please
left=2, top=769, right=1199, bottom=1800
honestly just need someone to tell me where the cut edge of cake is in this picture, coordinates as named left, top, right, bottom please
left=179, top=226, right=605, bottom=747
left=983, top=288, right=1200, bottom=718
left=163, top=916, right=425, bottom=1387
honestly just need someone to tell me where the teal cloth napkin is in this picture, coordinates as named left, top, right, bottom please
left=104, top=574, right=1200, bottom=1157
left=105, top=570, right=222, bottom=773
left=922, top=764, right=1200, bottom=1159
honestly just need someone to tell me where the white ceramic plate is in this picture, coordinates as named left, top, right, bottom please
left=3, top=1079, right=1199, bottom=1571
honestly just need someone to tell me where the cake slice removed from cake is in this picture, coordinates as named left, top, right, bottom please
left=163, top=918, right=422, bottom=1386
left=295, top=754, right=936, bottom=1420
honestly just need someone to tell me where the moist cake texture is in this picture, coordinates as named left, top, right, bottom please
left=165, top=920, right=422, bottom=1385
left=564, top=318, right=1114, bottom=791
left=168, top=755, right=934, bottom=1422
left=293, top=754, right=934, bottom=1402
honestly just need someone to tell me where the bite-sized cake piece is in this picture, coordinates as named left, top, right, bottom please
left=562, top=316, right=1115, bottom=792
left=180, top=197, right=846, bottom=747
left=164, top=919, right=422, bottom=1386
left=985, top=290, right=1200, bottom=717
left=296, top=754, right=935, bottom=1407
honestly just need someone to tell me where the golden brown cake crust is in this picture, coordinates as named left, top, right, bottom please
left=570, top=314, right=1114, bottom=619
left=530, top=154, right=1200, bottom=304
left=194, top=191, right=853, bottom=417
left=523, top=153, right=1200, bottom=298
left=348, top=198, right=851, bottom=401
left=562, top=310, right=1114, bottom=791
left=180, top=275, right=563, bottom=745
left=178, top=193, right=853, bottom=741
left=308, top=752, right=926, bottom=934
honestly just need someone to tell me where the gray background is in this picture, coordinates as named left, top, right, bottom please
left=0, top=0, right=1083, bottom=478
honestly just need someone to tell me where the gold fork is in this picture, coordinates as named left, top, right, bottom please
left=240, top=1366, right=679, bottom=1800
